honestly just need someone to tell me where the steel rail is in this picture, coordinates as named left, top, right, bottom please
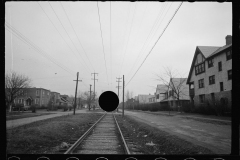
left=64, top=113, right=107, bottom=154
left=113, top=114, right=131, bottom=154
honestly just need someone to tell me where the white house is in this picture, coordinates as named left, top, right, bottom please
left=155, top=84, right=168, bottom=102
left=186, top=35, right=232, bottom=109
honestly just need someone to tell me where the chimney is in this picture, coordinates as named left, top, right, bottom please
left=225, top=35, right=232, bottom=45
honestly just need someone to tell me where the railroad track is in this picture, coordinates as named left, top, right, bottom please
left=64, top=113, right=130, bottom=154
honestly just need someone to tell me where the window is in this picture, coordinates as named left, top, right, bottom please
left=198, top=79, right=204, bottom=88
left=228, top=70, right=232, bottom=80
left=199, top=94, right=205, bottom=103
left=218, top=61, right=222, bottom=71
left=208, top=59, right=213, bottom=68
left=43, top=91, right=45, bottom=95
left=220, top=82, right=224, bottom=91
left=36, top=90, right=39, bottom=96
left=209, top=75, right=215, bottom=85
left=226, top=50, right=232, bottom=60
left=195, top=62, right=205, bottom=75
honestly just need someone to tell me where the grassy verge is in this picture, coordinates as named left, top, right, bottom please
left=116, top=115, right=214, bottom=154
left=7, top=113, right=103, bottom=154
left=6, top=113, right=55, bottom=121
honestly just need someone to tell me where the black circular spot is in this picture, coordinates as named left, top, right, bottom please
left=98, top=91, right=119, bottom=112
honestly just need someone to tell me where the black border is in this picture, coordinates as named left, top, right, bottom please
left=4, top=1, right=239, bottom=160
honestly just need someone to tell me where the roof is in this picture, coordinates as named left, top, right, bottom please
left=197, top=46, right=220, bottom=58
left=187, top=43, right=232, bottom=84
left=170, top=78, right=187, bottom=88
left=156, top=84, right=168, bottom=94
left=208, top=44, right=232, bottom=58
left=170, top=78, right=189, bottom=100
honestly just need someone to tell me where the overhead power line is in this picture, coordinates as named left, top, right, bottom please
left=127, top=3, right=169, bottom=77
left=97, top=2, right=109, bottom=85
left=60, top=2, right=95, bottom=72
left=119, top=2, right=138, bottom=76
left=48, top=2, right=91, bottom=73
left=37, top=2, right=80, bottom=71
left=125, top=2, right=183, bottom=87
left=5, top=22, right=75, bottom=76
left=110, top=1, right=112, bottom=89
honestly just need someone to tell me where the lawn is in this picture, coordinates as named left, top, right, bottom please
left=6, top=112, right=55, bottom=121
left=7, top=113, right=103, bottom=154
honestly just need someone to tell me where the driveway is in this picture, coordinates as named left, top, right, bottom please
left=121, top=110, right=233, bottom=154
left=6, top=109, right=91, bottom=129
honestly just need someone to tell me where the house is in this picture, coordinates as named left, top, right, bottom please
left=155, top=84, right=169, bottom=102
left=14, top=87, right=52, bottom=107
left=50, top=91, right=61, bottom=106
left=148, top=95, right=156, bottom=103
left=186, top=35, right=232, bottom=109
left=137, top=94, right=154, bottom=104
left=162, top=78, right=190, bottom=110
left=59, top=95, right=73, bottom=107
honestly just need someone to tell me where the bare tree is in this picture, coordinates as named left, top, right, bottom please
left=155, top=67, right=188, bottom=113
left=5, top=71, right=31, bottom=112
left=81, top=91, right=97, bottom=111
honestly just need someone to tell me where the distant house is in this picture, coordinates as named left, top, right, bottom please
left=186, top=35, right=232, bottom=109
left=137, top=94, right=154, bottom=104
left=14, top=87, right=51, bottom=107
left=155, top=84, right=168, bottom=102
left=50, top=91, right=61, bottom=106
left=59, top=95, right=73, bottom=107
left=148, top=95, right=156, bottom=103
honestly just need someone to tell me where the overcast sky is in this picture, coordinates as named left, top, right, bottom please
left=5, top=2, right=232, bottom=100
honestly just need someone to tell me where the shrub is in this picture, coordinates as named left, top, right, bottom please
left=30, top=104, right=37, bottom=113
left=182, top=103, right=192, bottom=113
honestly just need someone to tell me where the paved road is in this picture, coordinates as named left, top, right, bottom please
left=120, top=110, right=232, bottom=154
left=6, top=109, right=92, bottom=129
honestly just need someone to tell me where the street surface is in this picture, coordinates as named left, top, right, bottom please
left=121, top=110, right=232, bottom=154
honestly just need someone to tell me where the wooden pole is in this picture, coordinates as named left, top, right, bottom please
left=73, top=72, right=81, bottom=115
left=122, top=75, right=124, bottom=117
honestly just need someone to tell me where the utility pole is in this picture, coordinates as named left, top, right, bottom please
left=73, top=72, right=82, bottom=115
left=122, top=75, right=124, bottom=117
left=91, top=72, right=98, bottom=110
left=116, top=77, right=122, bottom=112
left=88, top=84, right=92, bottom=110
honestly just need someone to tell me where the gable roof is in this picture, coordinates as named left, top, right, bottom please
left=186, top=46, right=220, bottom=84
left=170, top=78, right=187, bottom=90
left=156, top=84, right=168, bottom=94
left=198, top=46, right=221, bottom=58
left=187, top=36, right=232, bottom=85
left=208, top=44, right=232, bottom=58
left=170, top=78, right=189, bottom=100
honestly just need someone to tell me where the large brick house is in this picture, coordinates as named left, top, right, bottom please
left=186, top=35, right=232, bottom=109
left=14, top=88, right=55, bottom=107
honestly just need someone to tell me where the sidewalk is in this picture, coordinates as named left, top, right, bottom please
left=122, top=110, right=231, bottom=122
left=6, top=109, right=90, bottom=129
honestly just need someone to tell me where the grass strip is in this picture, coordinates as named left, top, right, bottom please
left=7, top=113, right=103, bottom=154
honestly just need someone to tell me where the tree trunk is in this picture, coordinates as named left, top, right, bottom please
left=9, top=104, right=12, bottom=112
